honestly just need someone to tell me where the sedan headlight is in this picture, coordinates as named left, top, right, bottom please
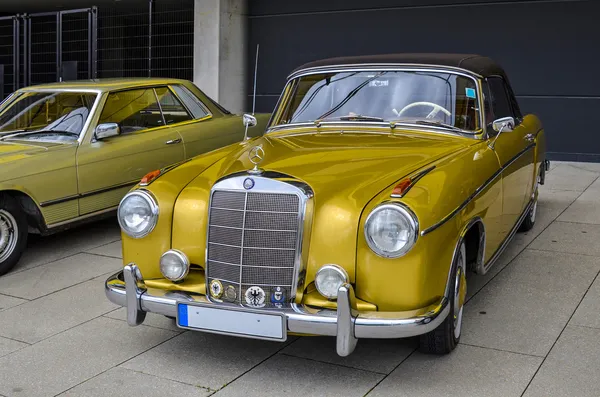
left=364, top=203, right=418, bottom=258
left=118, top=190, right=159, bottom=238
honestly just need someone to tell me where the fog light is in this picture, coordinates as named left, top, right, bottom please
left=315, top=265, right=348, bottom=299
left=159, top=250, right=189, bottom=282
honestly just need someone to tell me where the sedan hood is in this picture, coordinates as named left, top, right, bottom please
left=0, top=141, right=50, bottom=164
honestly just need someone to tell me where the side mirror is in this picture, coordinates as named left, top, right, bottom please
left=95, top=123, right=120, bottom=140
left=488, top=116, right=515, bottom=150
left=492, top=116, right=515, bottom=133
left=243, top=114, right=257, bottom=128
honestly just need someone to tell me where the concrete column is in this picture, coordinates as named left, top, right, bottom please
left=194, top=0, right=248, bottom=113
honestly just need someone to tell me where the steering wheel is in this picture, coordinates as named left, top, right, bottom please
left=393, top=102, right=451, bottom=119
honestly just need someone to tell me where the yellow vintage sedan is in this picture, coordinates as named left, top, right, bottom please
left=106, top=54, right=548, bottom=356
left=0, top=78, right=268, bottom=275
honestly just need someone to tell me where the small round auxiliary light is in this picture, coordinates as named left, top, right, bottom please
left=159, top=249, right=190, bottom=282
left=315, top=264, right=349, bottom=300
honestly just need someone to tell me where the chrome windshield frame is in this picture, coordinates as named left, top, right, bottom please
left=267, top=65, right=485, bottom=139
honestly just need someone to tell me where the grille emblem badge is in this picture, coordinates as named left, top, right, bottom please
left=224, top=285, right=237, bottom=301
left=209, top=280, right=223, bottom=299
left=270, top=286, right=285, bottom=304
left=245, top=286, right=266, bottom=307
left=243, top=178, right=255, bottom=190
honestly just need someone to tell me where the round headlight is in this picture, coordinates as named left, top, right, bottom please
left=118, top=190, right=159, bottom=239
left=160, top=249, right=190, bottom=281
left=315, top=265, right=349, bottom=299
left=364, top=203, right=418, bottom=258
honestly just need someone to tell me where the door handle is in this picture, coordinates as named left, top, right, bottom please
left=165, top=138, right=182, bottom=145
left=524, top=134, right=535, bottom=143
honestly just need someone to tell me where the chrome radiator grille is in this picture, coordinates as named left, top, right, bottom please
left=206, top=188, right=301, bottom=306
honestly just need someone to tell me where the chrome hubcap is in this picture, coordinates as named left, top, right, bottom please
left=0, top=210, right=18, bottom=263
left=453, top=243, right=466, bottom=339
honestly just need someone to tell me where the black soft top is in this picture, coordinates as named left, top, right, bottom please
left=291, top=53, right=507, bottom=79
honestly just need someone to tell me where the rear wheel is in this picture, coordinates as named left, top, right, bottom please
left=419, top=241, right=466, bottom=354
left=0, top=195, right=28, bottom=276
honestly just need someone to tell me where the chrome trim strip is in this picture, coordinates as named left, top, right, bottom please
left=105, top=266, right=450, bottom=356
left=390, top=166, right=436, bottom=198
left=481, top=198, right=534, bottom=275
left=46, top=206, right=118, bottom=229
left=421, top=143, right=535, bottom=236
left=39, top=179, right=138, bottom=207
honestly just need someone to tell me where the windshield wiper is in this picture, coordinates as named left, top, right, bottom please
left=315, top=114, right=385, bottom=125
left=411, top=119, right=464, bottom=132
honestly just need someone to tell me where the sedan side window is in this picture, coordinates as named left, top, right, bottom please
left=171, top=85, right=210, bottom=119
left=99, top=88, right=165, bottom=134
left=154, top=87, right=193, bottom=125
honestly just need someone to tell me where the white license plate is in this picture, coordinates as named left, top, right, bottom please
left=177, top=303, right=286, bottom=341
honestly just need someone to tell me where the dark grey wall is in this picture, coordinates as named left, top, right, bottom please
left=249, top=0, right=600, bottom=161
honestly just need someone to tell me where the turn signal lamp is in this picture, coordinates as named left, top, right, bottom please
left=140, top=169, right=161, bottom=186
left=391, top=178, right=412, bottom=197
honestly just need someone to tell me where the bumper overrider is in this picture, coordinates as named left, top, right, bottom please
left=105, top=264, right=450, bottom=356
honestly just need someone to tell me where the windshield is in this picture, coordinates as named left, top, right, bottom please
left=272, top=70, right=482, bottom=132
left=0, top=91, right=97, bottom=139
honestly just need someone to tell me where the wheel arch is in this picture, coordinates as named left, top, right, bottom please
left=444, top=216, right=486, bottom=299
left=0, top=190, right=47, bottom=234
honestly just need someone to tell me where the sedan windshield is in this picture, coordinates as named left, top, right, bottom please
left=272, top=70, right=482, bottom=132
left=0, top=91, right=97, bottom=140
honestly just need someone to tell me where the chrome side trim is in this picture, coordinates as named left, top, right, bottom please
left=39, top=179, right=138, bottom=207
left=421, top=143, right=535, bottom=236
left=390, top=166, right=436, bottom=198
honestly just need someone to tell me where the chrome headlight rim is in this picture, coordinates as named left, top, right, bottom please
left=364, top=202, right=419, bottom=258
left=159, top=249, right=190, bottom=282
left=315, top=264, right=349, bottom=299
left=117, top=189, right=159, bottom=239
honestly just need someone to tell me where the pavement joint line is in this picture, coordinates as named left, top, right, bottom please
left=458, top=342, right=545, bottom=358
left=466, top=174, right=600, bottom=305
left=10, top=237, right=121, bottom=276
left=0, top=334, right=33, bottom=346
left=569, top=324, right=600, bottom=331
left=527, top=247, right=600, bottom=258
left=103, top=314, right=185, bottom=333
left=363, top=347, right=418, bottom=396
left=52, top=319, right=183, bottom=397
left=124, top=367, right=216, bottom=392
left=519, top=265, right=600, bottom=397
left=0, top=268, right=121, bottom=302
left=0, top=292, right=30, bottom=301
left=277, top=351, right=389, bottom=376
left=206, top=336, right=301, bottom=394
left=84, top=251, right=122, bottom=260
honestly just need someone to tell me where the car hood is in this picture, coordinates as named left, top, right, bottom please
left=208, top=129, right=471, bottom=204
left=171, top=128, right=474, bottom=279
left=0, top=141, right=53, bottom=163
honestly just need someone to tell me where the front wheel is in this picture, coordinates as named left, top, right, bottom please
left=419, top=241, right=466, bottom=354
left=0, top=195, right=28, bottom=276
left=519, top=177, right=539, bottom=233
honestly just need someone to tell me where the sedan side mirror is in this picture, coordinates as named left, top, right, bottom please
left=492, top=116, right=515, bottom=133
left=95, top=123, right=121, bottom=140
left=488, top=116, right=515, bottom=150
left=243, top=114, right=257, bottom=128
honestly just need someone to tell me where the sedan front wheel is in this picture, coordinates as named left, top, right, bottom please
left=0, top=195, right=28, bottom=276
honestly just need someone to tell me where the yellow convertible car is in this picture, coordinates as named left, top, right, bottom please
left=106, top=54, right=548, bottom=356
left=0, top=78, right=268, bottom=275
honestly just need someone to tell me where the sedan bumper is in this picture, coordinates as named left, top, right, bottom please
left=105, top=264, right=449, bottom=356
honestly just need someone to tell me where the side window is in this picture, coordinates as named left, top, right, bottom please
left=99, top=88, right=164, bottom=134
left=170, top=85, right=210, bottom=119
left=487, top=77, right=513, bottom=120
left=154, top=87, right=193, bottom=125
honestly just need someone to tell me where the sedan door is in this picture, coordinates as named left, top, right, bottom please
left=156, top=85, right=245, bottom=159
left=484, top=77, right=535, bottom=237
left=76, top=87, right=184, bottom=215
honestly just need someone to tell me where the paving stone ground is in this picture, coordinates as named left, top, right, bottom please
left=1, top=161, right=599, bottom=396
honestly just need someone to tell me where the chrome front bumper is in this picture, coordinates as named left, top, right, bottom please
left=105, top=264, right=449, bottom=356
